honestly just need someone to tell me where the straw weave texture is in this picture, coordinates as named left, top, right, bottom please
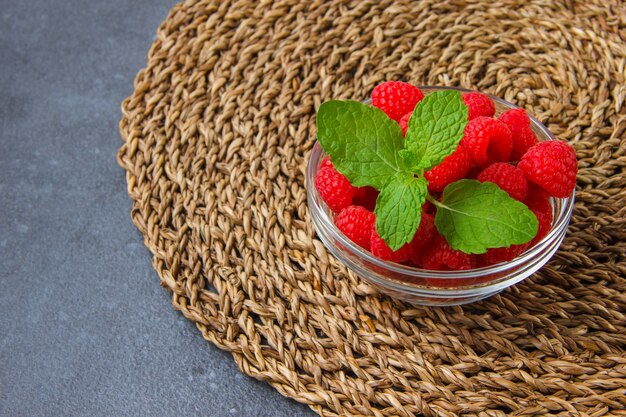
left=118, top=1, right=626, bottom=415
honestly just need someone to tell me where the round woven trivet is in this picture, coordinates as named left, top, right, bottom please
left=118, top=1, right=626, bottom=415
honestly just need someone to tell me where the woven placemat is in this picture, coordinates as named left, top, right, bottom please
left=118, top=1, right=626, bottom=415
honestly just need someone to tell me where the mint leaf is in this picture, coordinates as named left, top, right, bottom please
left=404, top=90, right=468, bottom=170
left=374, top=174, right=428, bottom=251
left=316, top=100, right=405, bottom=189
left=434, top=180, right=539, bottom=254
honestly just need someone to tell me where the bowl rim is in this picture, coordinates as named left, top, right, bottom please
left=306, top=85, right=576, bottom=281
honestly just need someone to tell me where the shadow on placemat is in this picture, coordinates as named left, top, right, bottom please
left=117, top=1, right=626, bottom=416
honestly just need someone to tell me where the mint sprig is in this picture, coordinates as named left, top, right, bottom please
left=315, top=90, right=537, bottom=253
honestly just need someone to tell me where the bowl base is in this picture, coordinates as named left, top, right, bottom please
left=373, top=284, right=502, bottom=306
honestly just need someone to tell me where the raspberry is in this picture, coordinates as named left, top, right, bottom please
left=480, top=243, right=529, bottom=266
left=315, top=166, right=357, bottom=213
left=334, top=205, right=376, bottom=250
left=517, top=141, right=577, bottom=198
left=524, top=184, right=553, bottom=245
left=465, top=166, right=483, bottom=179
left=409, top=213, right=437, bottom=265
left=352, top=186, right=379, bottom=211
left=422, top=236, right=474, bottom=271
left=353, top=187, right=366, bottom=199
left=422, top=200, right=436, bottom=215
left=423, top=237, right=477, bottom=287
left=319, top=160, right=379, bottom=209
left=372, top=81, right=424, bottom=122
left=524, top=183, right=552, bottom=218
left=511, top=130, right=538, bottom=161
left=498, top=108, right=539, bottom=160
left=531, top=210, right=552, bottom=245
left=424, top=146, right=472, bottom=193
left=410, top=254, right=424, bottom=268
left=399, top=112, right=411, bottom=136
left=460, top=116, right=513, bottom=167
left=477, top=162, right=528, bottom=201
left=320, top=156, right=334, bottom=170
left=462, top=92, right=495, bottom=120
left=370, top=229, right=412, bottom=263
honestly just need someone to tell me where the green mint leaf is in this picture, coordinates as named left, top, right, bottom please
left=316, top=100, right=405, bottom=189
left=404, top=90, right=468, bottom=170
left=434, top=180, right=539, bottom=254
left=374, top=174, right=428, bottom=251
left=397, top=149, right=429, bottom=173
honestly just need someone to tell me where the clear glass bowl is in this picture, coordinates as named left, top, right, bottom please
left=306, top=86, right=575, bottom=306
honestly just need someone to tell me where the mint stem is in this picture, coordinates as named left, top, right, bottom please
left=426, top=193, right=444, bottom=208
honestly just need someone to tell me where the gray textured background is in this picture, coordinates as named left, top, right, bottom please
left=0, top=1, right=316, bottom=416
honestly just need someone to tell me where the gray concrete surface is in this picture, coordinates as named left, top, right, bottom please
left=0, top=1, right=316, bottom=416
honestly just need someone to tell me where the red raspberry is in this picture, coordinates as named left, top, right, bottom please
left=315, top=166, right=357, bottom=213
left=511, top=130, right=538, bottom=161
left=399, top=112, right=411, bottom=136
left=320, top=158, right=378, bottom=210
left=353, top=187, right=366, bottom=199
left=531, top=210, right=552, bottom=245
left=334, top=205, right=376, bottom=250
left=409, top=213, right=437, bottom=265
left=370, top=229, right=412, bottom=263
left=410, top=255, right=424, bottom=268
left=352, top=186, right=379, bottom=212
left=517, top=141, right=577, bottom=198
left=422, top=200, right=436, bottom=216
left=422, top=236, right=474, bottom=271
left=320, top=156, right=334, bottom=170
left=524, top=184, right=553, bottom=245
left=423, top=237, right=477, bottom=287
left=465, top=166, right=483, bottom=179
left=371, top=81, right=424, bottom=122
left=424, top=146, right=472, bottom=193
left=460, top=116, right=512, bottom=167
left=524, top=183, right=552, bottom=217
left=498, top=108, right=538, bottom=160
left=473, top=256, right=490, bottom=268
left=477, top=162, right=528, bottom=201
left=480, top=243, right=529, bottom=266
left=462, top=92, right=495, bottom=120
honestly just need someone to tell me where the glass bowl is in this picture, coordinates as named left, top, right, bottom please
left=306, top=86, right=575, bottom=306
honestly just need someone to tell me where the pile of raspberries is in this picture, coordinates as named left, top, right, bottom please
left=315, top=81, right=577, bottom=272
